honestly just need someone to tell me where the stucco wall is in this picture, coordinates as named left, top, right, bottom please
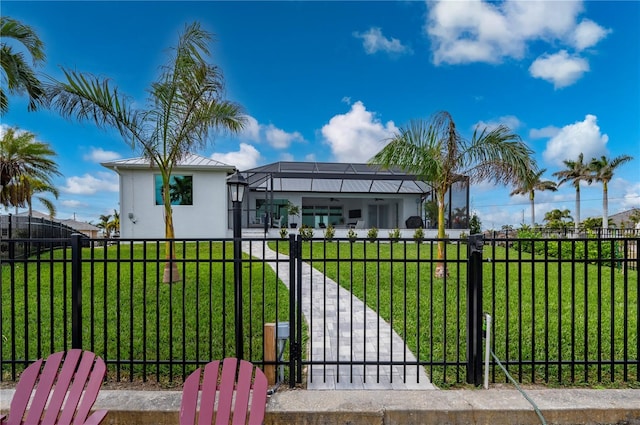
left=117, top=168, right=229, bottom=239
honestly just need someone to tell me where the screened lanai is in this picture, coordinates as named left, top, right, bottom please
left=239, top=161, right=469, bottom=231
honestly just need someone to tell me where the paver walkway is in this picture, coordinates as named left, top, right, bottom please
left=243, top=239, right=436, bottom=390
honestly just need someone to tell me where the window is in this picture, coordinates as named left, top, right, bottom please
left=155, top=174, right=193, bottom=205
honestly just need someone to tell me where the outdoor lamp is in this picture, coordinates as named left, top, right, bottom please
left=227, top=172, right=248, bottom=203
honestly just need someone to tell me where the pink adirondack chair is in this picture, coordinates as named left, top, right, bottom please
left=180, top=358, right=269, bottom=425
left=0, top=349, right=108, bottom=425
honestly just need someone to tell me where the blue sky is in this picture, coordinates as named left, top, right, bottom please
left=2, top=0, right=639, bottom=229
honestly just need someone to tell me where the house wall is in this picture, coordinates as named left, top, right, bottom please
left=117, top=168, right=229, bottom=239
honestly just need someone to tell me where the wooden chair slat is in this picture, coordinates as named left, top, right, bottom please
left=215, top=358, right=237, bottom=425
left=231, top=361, right=253, bottom=425
left=198, top=361, right=221, bottom=424
left=7, top=358, right=44, bottom=425
left=180, top=367, right=202, bottom=425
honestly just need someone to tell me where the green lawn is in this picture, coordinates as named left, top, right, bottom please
left=273, top=238, right=638, bottom=387
left=1, top=241, right=291, bottom=384
left=3, top=238, right=637, bottom=387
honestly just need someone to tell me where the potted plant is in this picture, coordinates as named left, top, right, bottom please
left=287, top=202, right=300, bottom=228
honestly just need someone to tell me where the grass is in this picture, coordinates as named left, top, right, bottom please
left=3, top=237, right=637, bottom=387
left=1, top=241, right=291, bottom=385
left=272, top=237, right=638, bottom=387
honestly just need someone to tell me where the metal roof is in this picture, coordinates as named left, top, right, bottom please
left=102, top=153, right=235, bottom=171
left=242, top=161, right=432, bottom=194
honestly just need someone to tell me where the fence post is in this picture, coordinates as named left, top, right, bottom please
left=288, top=233, right=298, bottom=387
left=71, top=233, right=83, bottom=349
left=466, top=233, right=484, bottom=385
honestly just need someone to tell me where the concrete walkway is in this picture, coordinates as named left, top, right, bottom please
left=243, top=239, right=435, bottom=390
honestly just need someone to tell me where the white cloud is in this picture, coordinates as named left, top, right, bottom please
left=61, top=199, right=88, bottom=208
left=84, top=147, right=121, bottom=163
left=211, top=143, right=261, bottom=171
left=239, top=116, right=260, bottom=142
left=304, top=153, right=316, bottom=162
left=353, top=27, right=413, bottom=55
left=543, top=114, right=608, bottom=166
left=321, top=101, right=399, bottom=162
left=264, top=124, right=304, bottom=149
left=425, top=1, right=608, bottom=87
left=572, top=19, right=611, bottom=51
left=529, top=125, right=560, bottom=139
left=425, top=0, right=582, bottom=65
left=529, top=50, right=589, bottom=89
left=474, top=115, right=521, bottom=132
left=236, top=115, right=304, bottom=149
left=618, top=180, right=640, bottom=210
left=62, top=172, right=119, bottom=195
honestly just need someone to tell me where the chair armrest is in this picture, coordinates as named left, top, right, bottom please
left=83, top=410, right=108, bottom=425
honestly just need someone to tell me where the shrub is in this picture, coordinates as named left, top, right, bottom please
left=324, top=224, right=335, bottom=242
left=279, top=227, right=288, bottom=239
left=367, top=227, right=378, bottom=242
left=413, top=227, right=424, bottom=243
left=388, top=228, right=400, bottom=242
left=299, top=225, right=314, bottom=241
left=347, top=228, right=357, bottom=242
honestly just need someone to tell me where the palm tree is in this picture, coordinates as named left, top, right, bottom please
left=544, top=208, right=573, bottom=230
left=0, top=17, right=46, bottom=114
left=370, top=111, right=534, bottom=277
left=109, top=209, right=120, bottom=236
left=552, top=153, right=593, bottom=233
left=590, top=154, right=633, bottom=230
left=14, top=174, right=59, bottom=217
left=0, top=127, right=60, bottom=211
left=97, top=214, right=112, bottom=238
left=44, top=22, right=245, bottom=282
left=510, top=168, right=557, bottom=227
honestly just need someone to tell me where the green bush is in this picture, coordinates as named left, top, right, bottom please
left=299, top=225, right=314, bottom=241
left=413, top=227, right=424, bottom=243
left=279, top=227, right=288, bottom=239
left=324, top=224, right=335, bottom=242
left=388, top=228, right=400, bottom=242
left=347, top=228, right=357, bottom=242
left=367, top=227, right=378, bottom=242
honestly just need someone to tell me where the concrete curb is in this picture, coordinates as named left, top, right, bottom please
left=2, top=388, right=639, bottom=424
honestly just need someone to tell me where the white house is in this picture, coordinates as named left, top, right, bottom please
left=102, top=154, right=236, bottom=239
left=103, top=157, right=470, bottom=239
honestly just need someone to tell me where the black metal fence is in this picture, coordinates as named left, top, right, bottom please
left=0, top=214, right=81, bottom=260
left=1, top=232, right=638, bottom=387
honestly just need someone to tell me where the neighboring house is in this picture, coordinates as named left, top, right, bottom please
left=102, top=153, right=235, bottom=239
left=241, top=161, right=469, bottom=232
left=608, top=208, right=640, bottom=229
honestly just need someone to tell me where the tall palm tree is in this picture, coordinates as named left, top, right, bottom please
left=0, top=127, right=60, bottom=210
left=370, top=111, right=534, bottom=277
left=14, top=174, right=59, bottom=217
left=45, top=22, right=245, bottom=282
left=553, top=153, right=592, bottom=233
left=590, top=154, right=633, bottom=230
left=0, top=17, right=46, bottom=114
left=510, top=168, right=557, bottom=227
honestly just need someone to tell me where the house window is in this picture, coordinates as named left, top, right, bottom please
left=155, top=174, right=193, bottom=205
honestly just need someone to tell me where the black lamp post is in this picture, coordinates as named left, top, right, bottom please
left=227, top=172, right=248, bottom=359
